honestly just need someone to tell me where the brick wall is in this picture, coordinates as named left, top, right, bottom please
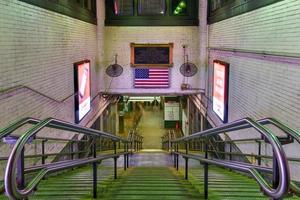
left=0, top=0, right=100, bottom=125
left=0, top=0, right=104, bottom=178
left=101, top=27, right=201, bottom=94
left=207, top=0, right=300, bottom=179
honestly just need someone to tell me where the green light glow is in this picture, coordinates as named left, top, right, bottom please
left=176, top=7, right=182, bottom=12
left=174, top=1, right=186, bottom=15
left=179, top=1, right=186, bottom=8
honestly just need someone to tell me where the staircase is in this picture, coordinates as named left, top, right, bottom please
left=1, top=163, right=300, bottom=199
left=0, top=166, right=115, bottom=200
left=99, top=167, right=201, bottom=200
left=180, top=166, right=300, bottom=200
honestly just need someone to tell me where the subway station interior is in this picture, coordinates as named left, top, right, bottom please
left=0, top=0, right=300, bottom=199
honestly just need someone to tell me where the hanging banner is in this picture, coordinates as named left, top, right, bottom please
left=74, top=60, right=91, bottom=123
left=212, top=60, right=229, bottom=122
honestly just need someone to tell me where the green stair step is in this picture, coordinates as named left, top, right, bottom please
left=101, top=195, right=200, bottom=200
left=182, top=167, right=300, bottom=200
left=98, top=167, right=202, bottom=200
left=19, top=166, right=118, bottom=200
left=1, top=161, right=299, bottom=200
left=115, top=191, right=193, bottom=195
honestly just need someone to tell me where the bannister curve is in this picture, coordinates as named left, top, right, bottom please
left=258, top=118, right=300, bottom=143
left=172, top=117, right=290, bottom=199
left=0, top=117, right=40, bottom=139
left=258, top=118, right=300, bottom=196
left=5, top=117, right=129, bottom=199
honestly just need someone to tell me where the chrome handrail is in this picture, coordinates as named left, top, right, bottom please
left=172, top=117, right=290, bottom=199
left=257, top=118, right=300, bottom=143
left=0, top=117, right=40, bottom=139
left=258, top=118, right=300, bottom=196
left=5, top=117, right=129, bottom=199
left=0, top=117, right=40, bottom=194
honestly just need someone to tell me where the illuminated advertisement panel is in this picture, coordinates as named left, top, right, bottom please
left=74, top=60, right=91, bottom=123
left=212, top=60, right=229, bottom=122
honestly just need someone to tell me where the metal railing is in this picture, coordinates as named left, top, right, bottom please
left=128, top=130, right=143, bottom=152
left=127, top=111, right=143, bottom=152
left=161, top=130, right=174, bottom=151
left=3, top=117, right=136, bottom=200
left=162, top=129, right=184, bottom=151
left=170, top=117, right=291, bottom=200
left=0, top=118, right=91, bottom=193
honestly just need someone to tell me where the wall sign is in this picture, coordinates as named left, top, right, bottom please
left=164, top=102, right=180, bottom=121
left=212, top=60, right=229, bottom=123
left=131, top=43, right=173, bottom=67
left=74, top=60, right=91, bottom=123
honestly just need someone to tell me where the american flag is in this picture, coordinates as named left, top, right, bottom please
left=134, top=68, right=169, bottom=88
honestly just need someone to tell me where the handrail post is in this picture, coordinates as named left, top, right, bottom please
left=17, top=147, right=25, bottom=190
left=229, top=142, right=232, bottom=161
left=185, top=141, right=189, bottom=180
left=41, top=139, right=46, bottom=165
left=272, top=151, right=280, bottom=200
left=139, top=137, right=141, bottom=151
left=92, top=137, right=97, bottom=199
left=131, top=133, right=134, bottom=154
left=114, top=141, right=117, bottom=179
left=173, top=142, right=176, bottom=168
left=168, top=131, right=171, bottom=151
left=134, top=136, right=137, bottom=151
left=176, top=143, right=179, bottom=171
left=204, top=139, right=209, bottom=200
left=70, top=141, right=74, bottom=160
left=126, top=142, right=129, bottom=168
left=41, top=139, right=47, bottom=181
left=124, top=142, right=127, bottom=171
left=258, top=140, right=262, bottom=166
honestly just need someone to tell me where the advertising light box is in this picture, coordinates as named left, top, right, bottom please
left=212, top=60, right=229, bottom=123
left=74, top=60, right=91, bottom=123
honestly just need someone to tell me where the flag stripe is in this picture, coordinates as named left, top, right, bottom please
left=134, top=68, right=169, bottom=88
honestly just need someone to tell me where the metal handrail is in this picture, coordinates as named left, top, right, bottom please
left=259, top=118, right=300, bottom=196
left=258, top=118, right=300, bottom=143
left=172, top=117, right=290, bottom=199
left=4, top=117, right=130, bottom=199
left=204, top=150, right=300, bottom=162
left=172, top=117, right=300, bottom=196
left=1, top=117, right=89, bottom=143
left=0, top=117, right=89, bottom=194
left=216, top=117, right=300, bottom=196
left=0, top=118, right=42, bottom=194
left=0, top=117, right=40, bottom=139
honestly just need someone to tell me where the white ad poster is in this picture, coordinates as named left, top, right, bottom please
left=212, top=61, right=228, bottom=122
left=75, top=60, right=91, bottom=123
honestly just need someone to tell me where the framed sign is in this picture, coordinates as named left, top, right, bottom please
left=130, top=43, right=173, bottom=67
left=212, top=60, right=229, bottom=123
left=74, top=60, right=91, bottom=123
left=164, top=102, right=180, bottom=121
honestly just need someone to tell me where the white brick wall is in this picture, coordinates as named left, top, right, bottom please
left=207, top=0, right=300, bottom=180
left=209, top=0, right=300, bottom=54
left=0, top=0, right=99, bottom=126
left=101, top=27, right=201, bottom=94
left=0, top=0, right=103, bottom=178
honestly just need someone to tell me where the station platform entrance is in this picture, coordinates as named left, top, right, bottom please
left=1, top=96, right=300, bottom=200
